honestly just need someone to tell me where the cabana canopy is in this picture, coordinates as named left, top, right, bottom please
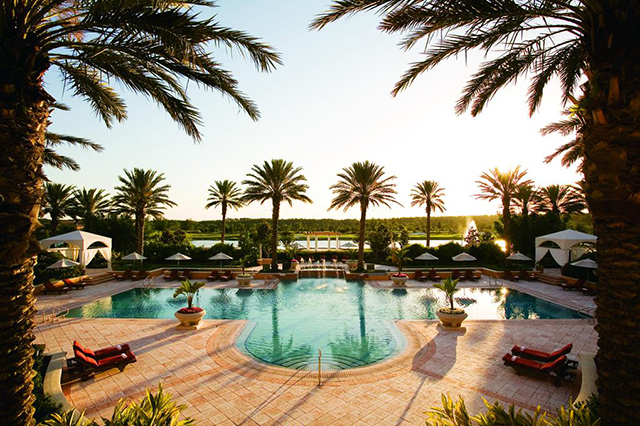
left=535, top=230, right=597, bottom=266
left=40, top=230, right=112, bottom=269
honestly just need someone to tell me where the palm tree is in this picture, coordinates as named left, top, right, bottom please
left=113, top=169, right=176, bottom=255
left=475, top=167, right=532, bottom=251
left=329, top=162, right=400, bottom=270
left=70, top=188, right=112, bottom=224
left=0, top=2, right=279, bottom=420
left=313, top=2, right=640, bottom=421
left=410, top=180, right=445, bottom=247
left=205, top=180, right=244, bottom=244
left=44, top=132, right=103, bottom=172
left=42, top=183, right=77, bottom=234
left=242, top=160, right=312, bottom=271
left=536, top=185, right=586, bottom=215
left=513, top=185, right=540, bottom=217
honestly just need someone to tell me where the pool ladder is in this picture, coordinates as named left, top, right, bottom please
left=142, top=276, right=157, bottom=289
left=38, top=305, right=69, bottom=323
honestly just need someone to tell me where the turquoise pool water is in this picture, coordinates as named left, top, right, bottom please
left=67, top=279, right=582, bottom=370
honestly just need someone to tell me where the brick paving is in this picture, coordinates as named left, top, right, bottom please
left=34, top=278, right=598, bottom=425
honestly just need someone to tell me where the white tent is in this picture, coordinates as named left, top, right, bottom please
left=40, top=230, right=112, bottom=269
left=535, top=230, right=597, bottom=266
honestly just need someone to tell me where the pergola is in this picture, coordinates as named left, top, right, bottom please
left=40, top=230, right=112, bottom=269
left=303, top=231, right=342, bottom=251
left=535, top=229, right=597, bottom=266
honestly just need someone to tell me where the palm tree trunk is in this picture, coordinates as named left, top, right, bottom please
left=357, top=206, right=367, bottom=270
left=426, top=208, right=431, bottom=247
left=271, top=200, right=280, bottom=271
left=0, top=76, right=52, bottom=425
left=583, top=130, right=640, bottom=425
left=135, top=212, right=145, bottom=255
left=221, top=203, right=227, bottom=244
left=50, top=215, right=58, bottom=235
left=502, top=201, right=511, bottom=251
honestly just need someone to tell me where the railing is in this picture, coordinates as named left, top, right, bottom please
left=38, top=305, right=69, bottom=323
left=578, top=306, right=596, bottom=323
left=142, top=276, right=157, bottom=289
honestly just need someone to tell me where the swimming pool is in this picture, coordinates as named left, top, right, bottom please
left=67, top=278, right=582, bottom=370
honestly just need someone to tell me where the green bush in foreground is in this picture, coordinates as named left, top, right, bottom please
left=40, top=384, right=193, bottom=426
left=426, top=394, right=600, bottom=426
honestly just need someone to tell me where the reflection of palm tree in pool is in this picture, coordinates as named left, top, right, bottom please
left=357, top=283, right=367, bottom=357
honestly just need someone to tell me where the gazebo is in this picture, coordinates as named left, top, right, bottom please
left=303, top=231, right=343, bottom=251
left=535, top=230, right=597, bottom=266
left=40, top=230, right=112, bottom=269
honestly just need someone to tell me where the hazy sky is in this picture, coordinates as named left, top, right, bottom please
left=45, top=0, right=580, bottom=221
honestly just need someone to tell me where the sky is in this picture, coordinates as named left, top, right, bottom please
left=45, top=0, right=581, bottom=221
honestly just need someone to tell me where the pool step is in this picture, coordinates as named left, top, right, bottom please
left=537, top=274, right=564, bottom=286
left=267, top=353, right=369, bottom=370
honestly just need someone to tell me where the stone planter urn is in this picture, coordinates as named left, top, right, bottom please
left=236, top=274, right=253, bottom=286
left=347, top=260, right=358, bottom=270
left=175, top=309, right=206, bottom=330
left=390, top=274, right=409, bottom=286
left=436, top=309, right=468, bottom=330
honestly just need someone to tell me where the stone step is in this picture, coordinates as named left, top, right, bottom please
left=537, top=273, right=564, bottom=285
left=82, top=273, right=115, bottom=285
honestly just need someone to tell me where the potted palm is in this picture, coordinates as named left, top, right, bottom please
left=434, top=277, right=467, bottom=329
left=236, top=255, right=253, bottom=286
left=389, top=246, right=411, bottom=286
left=173, top=279, right=206, bottom=329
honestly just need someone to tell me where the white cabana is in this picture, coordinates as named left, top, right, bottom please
left=535, top=230, right=597, bottom=266
left=40, top=230, right=112, bottom=269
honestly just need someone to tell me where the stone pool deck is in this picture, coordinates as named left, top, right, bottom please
left=34, top=278, right=598, bottom=425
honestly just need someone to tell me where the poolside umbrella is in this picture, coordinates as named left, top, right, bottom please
left=291, top=242, right=306, bottom=250
left=506, top=252, right=531, bottom=271
left=166, top=252, right=191, bottom=265
left=571, top=259, right=598, bottom=281
left=452, top=252, right=477, bottom=270
left=122, top=252, right=147, bottom=268
left=209, top=252, right=233, bottom=267
left=46, top=258, right=80, bottom=269
left=340, top=241, right=358, bottom=249
left=415, top=251, right=439, bottom=269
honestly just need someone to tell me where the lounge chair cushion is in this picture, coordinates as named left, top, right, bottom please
left=97, top=351, right=136, bottom=367
left=550, top=344, right=573, bottom=359
left=74, top=341, right=131, bottom=359
left=74, top=348, right=99, bottom=367
left=502, top=353, right=543, bottom=370
left=512, top=343, right=572, bottom=361
left=540, top=356, right=567, bottom=371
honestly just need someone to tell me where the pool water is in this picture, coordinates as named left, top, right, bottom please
left=67, top=279, right=582, bottom=370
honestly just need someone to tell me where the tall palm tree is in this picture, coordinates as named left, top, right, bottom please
left=42, top=183, right=77, bottom=234
left=410, top=180, right=445, bottom=247
left=329, top=162, right=400, bottom=270
left=205, top=180, right=244, bottom=244
left=0, top=2, right=279, bottom=422
left=513, top=185, right=540, bottom=217
left=44, top=132, right=103, bottom=172
left=475, top=167, right=532, bottom=251
left=70, top=188, right=112, bottom=224
left=313, top=2, right=640, bottom=421
left=536, top=184, right=586, bottom=215
left=242, top=160, right=312, bottom=271
left=113, top=169, right=176, bottom=255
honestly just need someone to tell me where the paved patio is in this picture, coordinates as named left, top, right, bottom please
left=34, top=277, right=598, bottom=425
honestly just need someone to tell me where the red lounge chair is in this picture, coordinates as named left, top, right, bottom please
left=43, top=280, right=68, bottom=294
left=179, top=269, right=191, bottom=280
left=464, top=269, right=479, bottom=282
left=73, top=341, right=131, bottom=359
left=132, top=270, right=147, bottom=281
left=511, top=343, right=576, bottom=367
left=561, top=279, right=585, bottom=291
left=504, top=270, right=519, bottom=282
left=69, top=347, right=136, bottom=381
left=116, top=270, right=133, bottom=281
left=164, top=270, right=179, bottom=281
left=452, top=270, right=465, bottom=281
left=429, top=269, right=441, bottom=282
left=521, top=270, right=537, bottom=281
left=581, top=284, right=596, bottom=295
left=63, top=278, right=86, bottom=290
left=414, top=270, right=428, bottom=282
left=220, top=270, right=232, bottom=281
left=207, top=270, right=220, bottom=281
left=502, top=353, right=573, bottom=386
